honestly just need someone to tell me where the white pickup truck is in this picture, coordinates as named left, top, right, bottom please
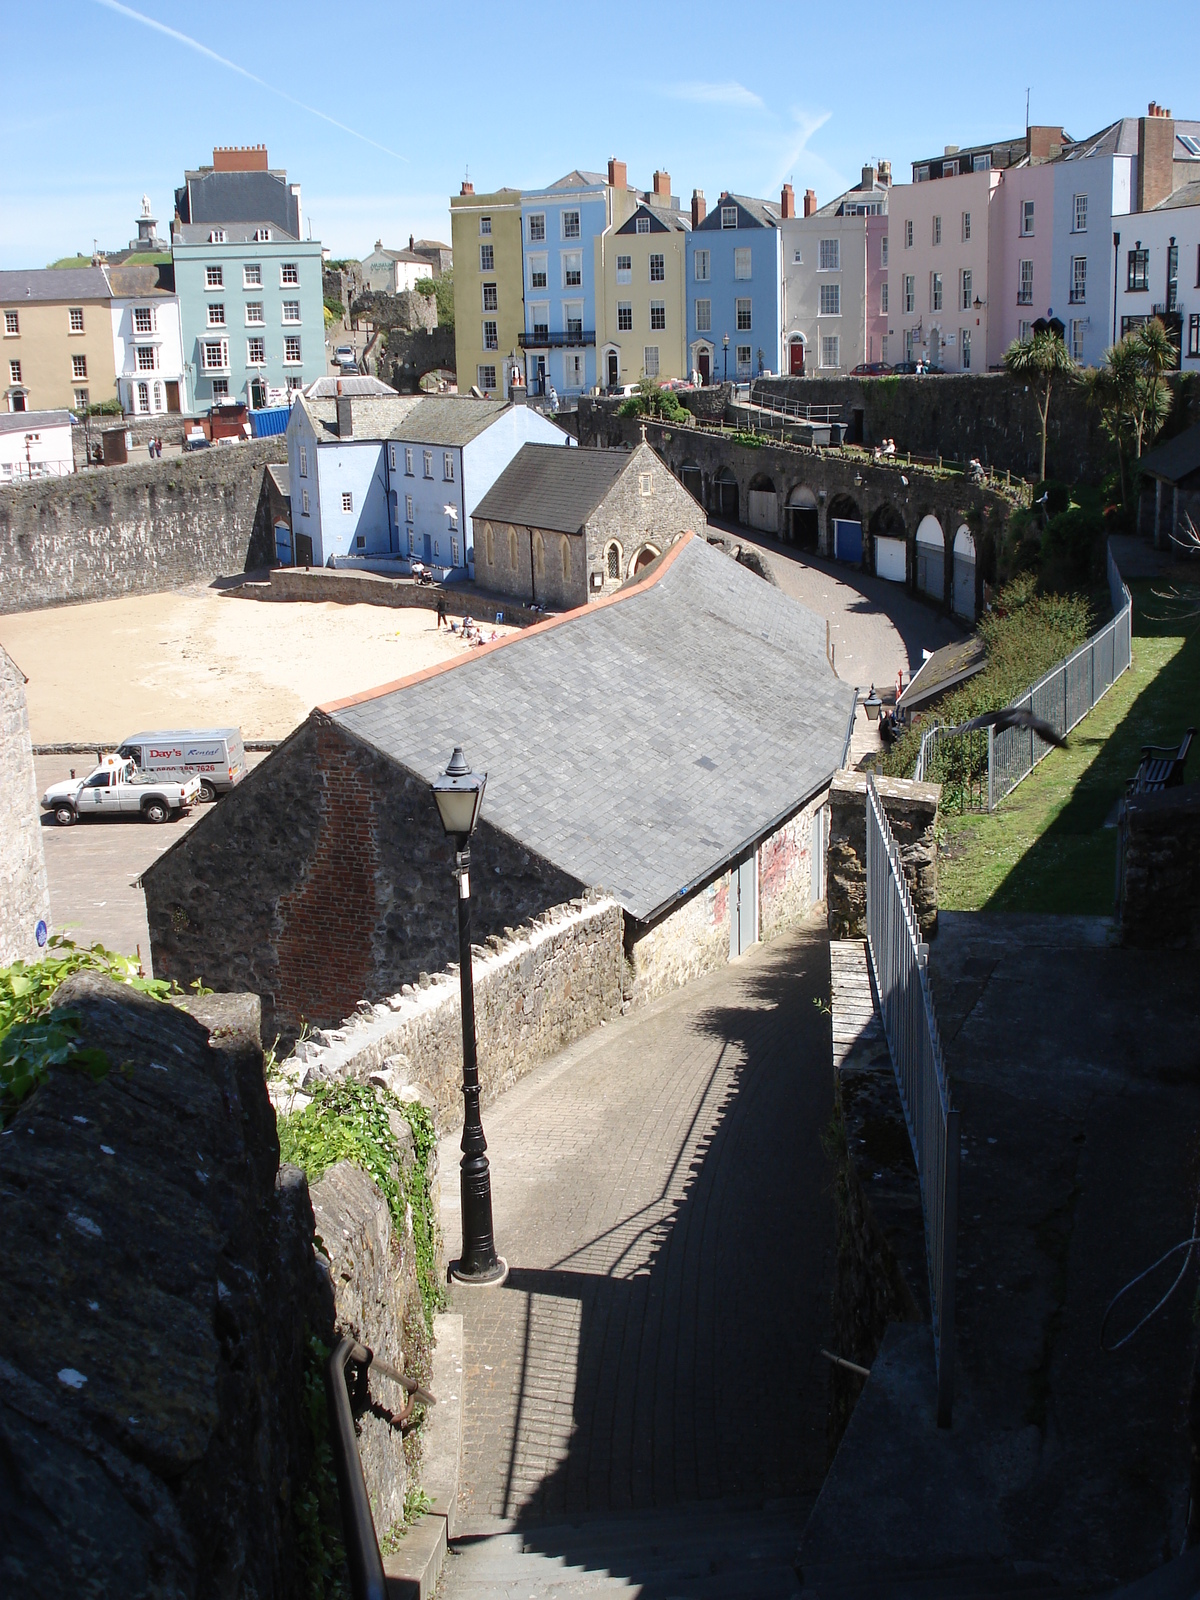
left=42, top=757, right=201, bottom=826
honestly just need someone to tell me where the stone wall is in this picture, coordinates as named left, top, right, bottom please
left=575, top=410, right=1013, bottom=606
left=0, top=440, right=284, bottom=612
left=274, top=898, right=624, bottom=1129
left=309, top=1161, right=426, bottom=1535
left=827, top=771, right=941, bottom=941
left=0, top=976, right=333, bottom=1597
left=236, top=563, right=548, bottom=627
left=0, top=645, right=50, bottom=965
left=145, top=714, right=588, bottom=1045
left=759, top=802, right=821, bottom=940
left=383, top=326, right=458, bottom=393
left=1119, top=783, right=1200, bottom=949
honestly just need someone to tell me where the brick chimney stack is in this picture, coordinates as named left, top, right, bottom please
left=804, top=188, right=818, bottom=218
left=780, top=184, right=795, bottom=219
left=608, top=157, right=628, bottom=190
left=460, top=180, right=474, bottom=195
left=692, top=189, right=706, bottom=228
left=212, top=144, right=269, bottom=171
left=1137, top=105, right=1176, bottom=211
left=652, top=169, right=671, bottom=199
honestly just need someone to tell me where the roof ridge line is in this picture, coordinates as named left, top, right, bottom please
left=319, top=531, right=696, bottom=715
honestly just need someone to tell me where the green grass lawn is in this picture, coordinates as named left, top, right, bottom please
left=938, top=579, right=1200, bottom=914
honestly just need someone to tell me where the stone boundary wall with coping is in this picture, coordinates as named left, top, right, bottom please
left=231, top=563, right=549, bottom=627
left=273, top=897, right=625, bottom=1130
left=1119, top=783, right=1200, bottom=949
left=0, top=440, right=284, bottom=611
left=827, top=770, right=941, bottom=942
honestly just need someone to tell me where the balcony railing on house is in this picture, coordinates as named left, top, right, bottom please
left=518, top=329, right=596, bottom=349
left=864, top=771, right=959, bottom=1427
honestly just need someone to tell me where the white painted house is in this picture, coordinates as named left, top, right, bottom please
left=286, top=393, right=571, bottom=573
left=0, top=409, right=74, bottom=483
left=107, top=265, right=190, bottom=417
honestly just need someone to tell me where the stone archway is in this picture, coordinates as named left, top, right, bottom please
left=632, top=543, right=660, bottom=575
left=746, top=473, right=778, bottom=534
left=827, top=492, right=863, bottom=565
left=680, top=462, right=703, bottom=505
left=714, top=468, right=739, bottom=522
left=869, top=502, right=907, bottom=583
left=785, top=484, right=819, bottom=550
left=915, top=514, right=945, bottom=602
left=953, top=525, right=977, bottom=620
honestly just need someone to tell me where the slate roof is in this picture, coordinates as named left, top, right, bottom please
left=0, top=267, right=111, bottom=302
left=616, top=204, right=689, bottom=235
left=897, top=636, right=986, bottom=714
left=106, top=263, right=175, bottom=297
left=695, top=193, right=780, bottom=231
left=1155, top=179, right=1200, bottom=210
left=304, top=374, right=397, bottom=398
left=546, top=170, right=609, bottom=190
left=472, top=443, right=632, bottom=533
left=0, top=409, right=72, bottom=435
left=173, top=222, right=300, bottom=244
left=301, top=395, right=422, bottom=441
left=326, top=534, right=854, bottom=922
left=1138, top=422, right=1200, bottom=485
left=301, top=394, right=517, bottom=447
left=266, top=463, right=290, bottom=500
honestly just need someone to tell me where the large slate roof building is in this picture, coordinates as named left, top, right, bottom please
left=145, top=535, right=854, bottom=1040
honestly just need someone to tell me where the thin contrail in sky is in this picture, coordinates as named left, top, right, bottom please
left=91, top=0, right=408, bottom=162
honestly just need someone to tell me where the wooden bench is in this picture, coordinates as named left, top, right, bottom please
left=1129, top=727, right=1195, bottom=793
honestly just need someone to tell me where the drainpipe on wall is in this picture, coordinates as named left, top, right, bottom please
left=1112, top=231, right=1121, bottom=347
left=528, top=525, right=537, bottom=604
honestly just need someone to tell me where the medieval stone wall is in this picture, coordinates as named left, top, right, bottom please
left=827, top=770, right=941, bottom=941
left=1120, top=783, right=1200, bottom=949
left=0, top=441, right=283, bottom=612
left=0, top=644, right=50, bottom=965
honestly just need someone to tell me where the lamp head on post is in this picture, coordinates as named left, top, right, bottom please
left=863, top=685, right=883, bottom=722
left=431, top=746, right=487, bottom=847
left=722, top=333, right=730, bottom=351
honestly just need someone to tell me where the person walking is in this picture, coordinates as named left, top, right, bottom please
left=436, top=596, right=447, bottom=629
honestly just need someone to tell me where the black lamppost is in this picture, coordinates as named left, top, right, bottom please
left=863, top=685, right=883, bottom=722
left=722, top=332, right=730, bottom=382
left=431, top=747, right=507, bottom=1286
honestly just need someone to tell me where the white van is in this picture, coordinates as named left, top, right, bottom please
left=117, top=727, right=247, bottom=802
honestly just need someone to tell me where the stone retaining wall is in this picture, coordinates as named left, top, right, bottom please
left=278, top=897, right=625, bottom=1129
left=1120, top=783, right=1200, bottom=949
left=827, top=771, right=941, bottom=941
left=238, top=561, right=558, bottom=628
left=0, top=440, right=283, bottom=611
left=0, top=644, right=50, bottom=964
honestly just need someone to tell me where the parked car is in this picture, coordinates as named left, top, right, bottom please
left=42, top=757, right=200, bottom=826
left=851, top=362, right=894, bottom=376
left=891, top=361, right=945, bottom=376
left=116, top=727, right=246, bottom=803
left=334, top=346, right=357, bottom=369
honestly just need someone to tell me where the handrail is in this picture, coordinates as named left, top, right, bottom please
left=325, top=1337, right=437, bottom=1600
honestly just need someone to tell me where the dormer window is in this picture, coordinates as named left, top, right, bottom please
left=209, top=229, right=226, bottom=244
left=254, top=228, right=272, bottom=242
left=721, top=205, right=738, bottom=228
left=636, top=215, right=651, bottom=234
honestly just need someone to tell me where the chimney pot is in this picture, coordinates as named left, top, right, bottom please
left=460, top=180, right=474, bottom=195
left=878, top=159, right=892, bottom=187
left=780, top=183, right=795, bottom=219
left=653, top=169, right=671, bottom=198
left=803, top=188, right=818, bottom=218
left=608, top=156, right=628, bottom=190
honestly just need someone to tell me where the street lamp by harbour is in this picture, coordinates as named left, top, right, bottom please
left=722, top=332, right=730, bottom=383
left=431, top=747, right=507, bottom=1286
left=863, top=685, right=883, bottom=722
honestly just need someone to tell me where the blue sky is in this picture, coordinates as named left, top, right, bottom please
left=3, top=0, right=1197, bottom=269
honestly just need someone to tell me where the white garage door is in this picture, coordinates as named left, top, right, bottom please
left=747, top=489, right=777, bottom=533
left=875, top=535, right=906, bottom=583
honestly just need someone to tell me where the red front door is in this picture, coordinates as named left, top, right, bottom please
left=698, top=349, right=710, bottom=385
left=790, top=341, right=805, bottom=376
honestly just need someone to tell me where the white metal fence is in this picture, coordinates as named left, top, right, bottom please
left=914, top=542, right=1133, bottom=810
left=865, top=773, right=959, bottom=1426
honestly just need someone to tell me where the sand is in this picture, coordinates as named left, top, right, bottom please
left=1, top=588, right=514, bottom=743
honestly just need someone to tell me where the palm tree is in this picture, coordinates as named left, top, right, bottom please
left=1079, top=319, right=1175, bottom=509
left=1003, top=330, right=1077, bottom=483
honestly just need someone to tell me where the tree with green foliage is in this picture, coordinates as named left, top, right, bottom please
left=617, top=378, right=690, bottom=424
left=1079, top=318, right=1175, bottom=510
left=1002, top=329, right=1077, bottom=483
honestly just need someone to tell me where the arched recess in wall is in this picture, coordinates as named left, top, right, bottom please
left=870, top=502, right=908, bottom=584
left=485, top=524, right=495, bottom=566
left=952, top=524, right=976, bottom=621
left=680, top=462, right=703, bottom=504
left=631, top=543, right=660, bottom=576
left=533, top=531, right=545, bottom=579
left=785, top=484, right=819, bottom=550
left=746, top=473, right=778, bottom=535
left=827, top=492, right=863, bottom=565
left=606, top=540, right=623, bottom=581
left=561, top=535, right=571, bottom=584
left=508, top=527, right=518, bottom=569
left=915, top=514, right=945, bottom=602
left=713, top=467, right=739, bottom=522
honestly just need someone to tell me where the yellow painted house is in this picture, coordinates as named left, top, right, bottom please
left=596, top=191, right=690, bottom=389
left=1, top=267, right=118, bottom=414
left=450, top=185, right=524, bottom=399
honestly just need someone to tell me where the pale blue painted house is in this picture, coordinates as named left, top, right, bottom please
left=519, top=170, right=620, bottom=399
left=287, top=394, right=571, bottom=573
left=685, top=193, right=782, bottom=384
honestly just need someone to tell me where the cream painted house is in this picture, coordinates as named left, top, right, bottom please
left=782, top=166, right=890, bottom=374
left=596, top=199, right=689, bottom=387
left=451, top=184, right=525, bottom=398
left=0, top=267, right=118, bottom=413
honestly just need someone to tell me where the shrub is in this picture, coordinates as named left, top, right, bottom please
left=1033, top=479, right=1071, bottom=517
left=618, top=380, right=690, bottom=424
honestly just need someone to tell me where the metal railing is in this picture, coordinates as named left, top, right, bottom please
left=747, top=379, right=842, bottom=423
left=865, top=773, right=959, bottom=1426
left=914, top=541, right=1132, bottom=810
left=325, top=1336, right=436, bottom=1600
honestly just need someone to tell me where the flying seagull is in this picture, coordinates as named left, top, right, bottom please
left=949, top=706, right=1068, bottom=748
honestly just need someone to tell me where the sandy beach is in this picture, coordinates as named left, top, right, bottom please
left=1, top=587, right=514, bottom=743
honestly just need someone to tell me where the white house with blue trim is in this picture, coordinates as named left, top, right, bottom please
left=287, top=393, right=571, bottom=573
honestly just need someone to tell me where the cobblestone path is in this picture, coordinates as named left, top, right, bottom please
left=439, top=913, right=836, bottom=1532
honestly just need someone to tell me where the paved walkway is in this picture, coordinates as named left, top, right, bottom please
left=439, top=913, right=836, bottom=1535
